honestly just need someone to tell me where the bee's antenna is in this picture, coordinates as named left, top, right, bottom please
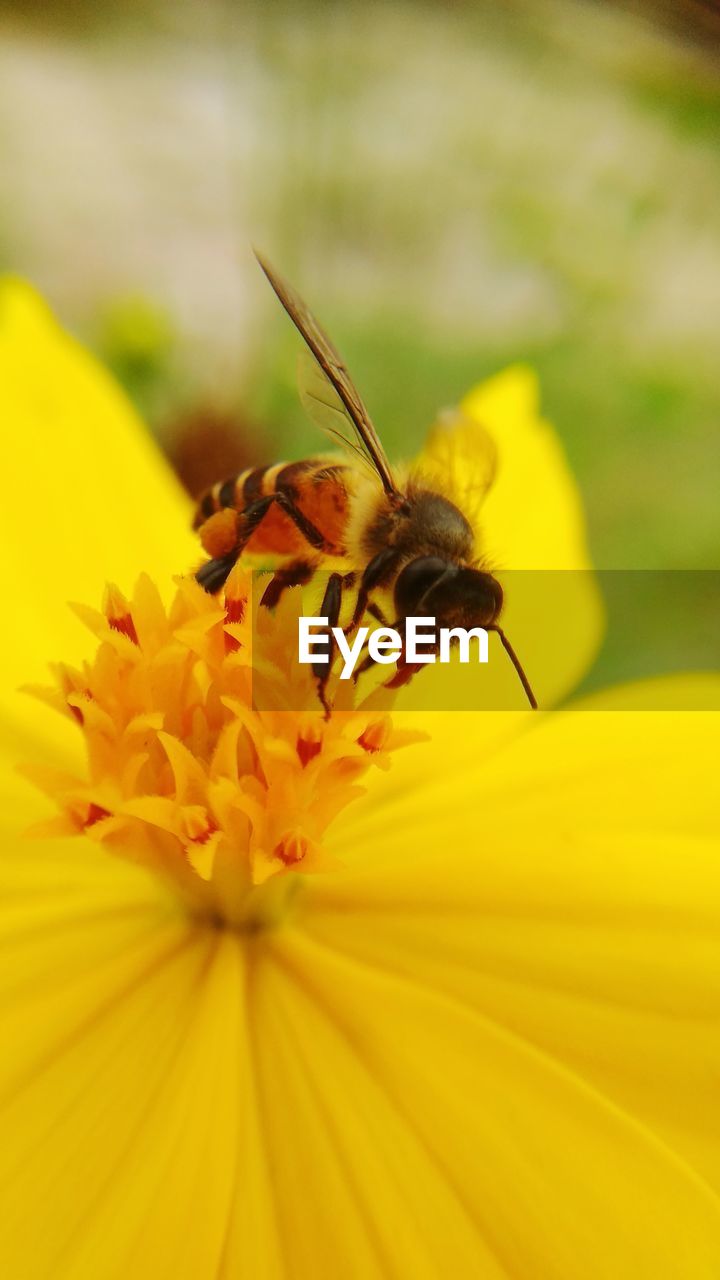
left=489, top=626, right=538, bottom=710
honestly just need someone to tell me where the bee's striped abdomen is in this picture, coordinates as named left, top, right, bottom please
left=193, top=458, right=351, bottom=561
left=196, top=462, right=326, bottom=526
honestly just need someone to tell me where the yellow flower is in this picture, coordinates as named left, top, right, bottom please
left=1, top=281, right=720, bottom=1279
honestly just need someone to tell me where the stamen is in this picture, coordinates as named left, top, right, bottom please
left=84, top=802, right=112, bottom=829
left=224, top=572, right=246, bottom=653
left=104, top=583, right=139, bottom=645
left=297, top=722, right=323, bottom=767
left=29, top=565, right=415, bottom=929
left=274, top=832, right=309, bottom=866
left=358, top=717, right=391, bottom=754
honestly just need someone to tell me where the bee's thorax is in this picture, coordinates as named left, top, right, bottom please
left=356, top=486, right=475, bottom=564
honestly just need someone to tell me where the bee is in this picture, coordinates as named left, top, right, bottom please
left=193, top=252, right=537, bottom=709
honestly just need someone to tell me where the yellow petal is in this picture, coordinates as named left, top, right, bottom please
left=0, top=826, right=244, bottom=1279
left=319, top=678, right=720, bottom=875
left=410, top=366, right=603, bottom=708
left=3, top=679, right=719, bottom=1275
left=251, top=941, right=508, bottom=1277
left=305, top=679, right=720, bottom=1227
left=264, top=927, right=720, bottom=1277
left=456, top=366, right=587, bottom=571
left=0, top=279, right=196, bottom=713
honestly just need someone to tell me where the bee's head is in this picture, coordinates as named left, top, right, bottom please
left=394, top=557, right=502, bottom=629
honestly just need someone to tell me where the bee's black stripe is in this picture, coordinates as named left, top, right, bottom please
left=275, top=460, right=314, bottom=495
left=219, top=476, right=238, bottom=508
left=243, top=466, right=268, bottom=504
left=200, top=492, right=216, bottom=520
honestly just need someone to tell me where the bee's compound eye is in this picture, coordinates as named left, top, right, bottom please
left=394, top=557, right=450, bottom=617
left=460, top=570, right=503, bottom=625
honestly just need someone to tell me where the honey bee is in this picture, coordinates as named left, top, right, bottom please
left=193, top=252, right=537, bottom=709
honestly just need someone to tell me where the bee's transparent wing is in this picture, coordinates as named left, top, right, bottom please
left=296, top=350, right=381, bottom=480
left=414, top=409, right=498, bottom=536
left=256, top=251, right=398, bottom=494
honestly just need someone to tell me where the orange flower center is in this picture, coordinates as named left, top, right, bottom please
left=27, top=566, right=417, bottom=929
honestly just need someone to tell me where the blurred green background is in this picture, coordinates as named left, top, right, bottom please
left=1, top=0, right=718, bottom=598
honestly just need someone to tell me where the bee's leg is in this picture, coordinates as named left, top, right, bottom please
left=350, top=549, right=400, bottom=629
left=195, top=551, right=240, bottom=595
left=352, top=619, right=422, bottom=690
left=351, top=649, right=376, bottom=681
left=260, top=559, right=316, bottom=609
left=273, top=491, right=341, bottom=555
left=196, top=496, right=292, bottom=596
left=384, top=658, right=424, bottom=689
left=196, top=490, right=338, bottom=595
left=351, top=613, right=400, bottom=682
left=367, top=602, right=388, bottom=625
left=195, top=495, right=276, bottom=593
left=314, top=572, right=344, bottom=716
left=341, top=599, right=386, bottom=641
left=351, top=651, right=423, bottom=690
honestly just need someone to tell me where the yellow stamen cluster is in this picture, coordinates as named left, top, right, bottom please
left=26, top=567, right=418, bottom=928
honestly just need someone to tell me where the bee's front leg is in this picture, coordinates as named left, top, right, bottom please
left=338, top=573, right=387, bottom=632
left=348, top=548, right=400, bottom=630
left=383, top=657, right=424, bottom=689
left=366, top=601, right=388, bottom=625
left=314, top=572, right=344, bottom=716
left=352, top=618, right=422, bottom=691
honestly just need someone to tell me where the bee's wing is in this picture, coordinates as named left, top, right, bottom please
left=414, top=409, right=498, bottom=537
left=255, top=251, right=399, bottom=495
left=295, top=350, right=380, bottom=481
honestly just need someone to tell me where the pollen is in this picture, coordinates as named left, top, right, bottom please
left=26, top=565, right=418, bottom=929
